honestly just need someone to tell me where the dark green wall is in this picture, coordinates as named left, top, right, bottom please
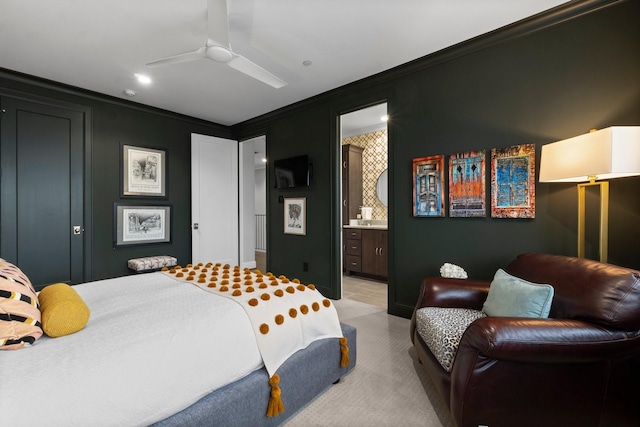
left=234, top=1, right=640, bottom=317
left=1, top=1, right=637, bottom=317
left=0, top=73, right=230, bottom=281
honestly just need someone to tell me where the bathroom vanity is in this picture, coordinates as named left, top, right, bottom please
left=343, top=225, right=388, bottom=280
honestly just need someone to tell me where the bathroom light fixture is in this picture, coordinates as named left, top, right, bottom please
left=539, top=126, right=640, bottom=262
left=380, top=115, right=388, bottom=122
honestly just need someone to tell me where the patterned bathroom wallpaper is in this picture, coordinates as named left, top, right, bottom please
left=342, top=129, right=388, bottom=220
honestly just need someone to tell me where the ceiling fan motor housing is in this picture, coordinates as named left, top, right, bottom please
left=207, top=45, right=233, bottom=63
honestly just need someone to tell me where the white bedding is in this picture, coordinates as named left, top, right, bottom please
left=0, top=272, right=263, bottom=427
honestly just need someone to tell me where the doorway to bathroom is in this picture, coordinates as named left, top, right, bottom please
left=339, top=102, right=388, bottom=309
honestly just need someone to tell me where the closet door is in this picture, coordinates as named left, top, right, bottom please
left=191, top=133, right=238, bottom=266
left=0, top=96, right=85, bottom=289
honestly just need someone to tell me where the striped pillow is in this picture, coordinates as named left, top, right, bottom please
left=0, top=258, right=43, bottom=350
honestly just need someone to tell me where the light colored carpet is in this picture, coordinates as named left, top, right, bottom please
left=284, top=298, right=456, bottom=427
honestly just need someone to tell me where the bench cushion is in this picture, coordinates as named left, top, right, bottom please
left=415, top=307, right=486, bottom=372
left=128, top=256, right=177, bottom=272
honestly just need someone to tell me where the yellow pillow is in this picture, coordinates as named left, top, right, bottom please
left=39, top=283, right=90, bottom=338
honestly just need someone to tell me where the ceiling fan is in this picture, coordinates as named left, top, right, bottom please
left=146, top=0, right=286, bottom=89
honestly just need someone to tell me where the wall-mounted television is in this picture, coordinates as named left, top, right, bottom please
left=274, top=155, right=311, bottom=189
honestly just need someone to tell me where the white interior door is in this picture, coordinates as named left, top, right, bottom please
left=191, top=133, right=238, bottom=265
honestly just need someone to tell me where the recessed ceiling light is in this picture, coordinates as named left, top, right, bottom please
left=135, top=73, right=151, bottom=84
left=124, top=89, right=137, bottom=97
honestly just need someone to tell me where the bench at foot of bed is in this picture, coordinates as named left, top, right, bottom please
left=128, top=256, right=177, bottom=273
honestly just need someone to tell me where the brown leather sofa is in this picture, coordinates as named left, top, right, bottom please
left=410, top=253, right=640, bottom=427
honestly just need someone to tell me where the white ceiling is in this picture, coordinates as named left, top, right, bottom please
left=341, top=103, right=388, bottom=138
left=1, top=0, right=567, bottom=127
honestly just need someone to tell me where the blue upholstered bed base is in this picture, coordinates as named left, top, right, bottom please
left=153, top=322, right=357, bottom=426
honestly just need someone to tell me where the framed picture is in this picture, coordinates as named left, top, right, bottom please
left=121, top=144, right=167, bottom=198
left=413, top=155, right=445, bottom=217
left=491, top=144, right=536, bottom=218
left=449, top=150, right=486, bottom=218
left=284, top=197, right=306, bottom=235
left=114, top=203, right=172, bottom=247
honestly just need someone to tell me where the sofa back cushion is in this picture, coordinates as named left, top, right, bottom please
left=505, top=253, right=640, bottom=330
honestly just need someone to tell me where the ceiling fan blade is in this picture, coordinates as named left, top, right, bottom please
left=228, top=55, right=287, bottom=89
left=207, top=0, right=230, bottom=48
left=146, top=48, right=206, bottom=68
left=146, top=0, right=286, bottom=89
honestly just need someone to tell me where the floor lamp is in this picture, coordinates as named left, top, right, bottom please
left=539, top=126, right=640, bottom=263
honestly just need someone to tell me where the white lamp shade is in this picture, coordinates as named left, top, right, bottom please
left=539, top=126, right=640, bottom=182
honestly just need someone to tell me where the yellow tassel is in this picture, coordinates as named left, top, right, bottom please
left=266, top=374, right=285, bottom=417
left=340, top=337, right=350, bottom=367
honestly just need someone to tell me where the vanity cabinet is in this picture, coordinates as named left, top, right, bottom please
left=343, top=228, right=387, bottom=280
left=344, top=228, right=362, bottom=274
left=362, top=229, right=387, bottom=278
left=342, top=144, right=363, bottom=226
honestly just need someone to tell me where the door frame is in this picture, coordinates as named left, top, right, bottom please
left=238, top=134, right=267, bottom=270
left=332, top=98, right=390, bottom=303
left=0, top=87, right=93, bottom=282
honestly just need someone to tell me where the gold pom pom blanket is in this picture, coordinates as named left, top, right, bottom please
left=163, top=263, right=349, bottom=417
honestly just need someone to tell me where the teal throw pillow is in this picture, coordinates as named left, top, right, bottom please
left=482, top=269, right=554, bottom=318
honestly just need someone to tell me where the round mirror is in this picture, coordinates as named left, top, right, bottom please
left=376, top=169, right=388, bottom=207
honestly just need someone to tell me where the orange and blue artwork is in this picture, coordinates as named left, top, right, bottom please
left=449, top=150, right=486, bottom=218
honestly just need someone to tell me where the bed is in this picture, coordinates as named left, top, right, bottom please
left=0, top=260, right=357, bottom=426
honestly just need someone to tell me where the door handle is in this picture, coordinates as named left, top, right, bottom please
left=73, top=225, right=83, bottom=235
left=193, top=223, right=199, bottom=230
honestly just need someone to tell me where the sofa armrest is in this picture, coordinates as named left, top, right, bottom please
left=450, top=317, right=640, bottom=427
left=410, top=277, right=490, bottom=344
left=460, top=317, right=640, bottom=363
left=414, top=277, right=491, bottom=310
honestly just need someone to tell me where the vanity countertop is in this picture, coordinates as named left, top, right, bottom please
left=343, top=224, right=388, bottom=230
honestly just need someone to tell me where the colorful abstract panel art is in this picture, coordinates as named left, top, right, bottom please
left=490, top=144, right=536, bottom=218
left=413, top=155, right=445, bottom=217
left=449, top=151, right=486, bottom=218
